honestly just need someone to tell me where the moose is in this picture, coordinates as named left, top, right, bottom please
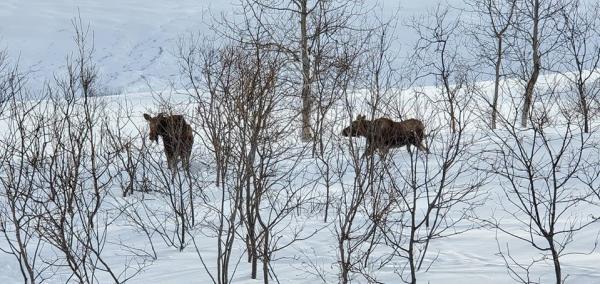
left=342, top=115, right=429, bottom=156
left=143, top=113, right=194, bottom=173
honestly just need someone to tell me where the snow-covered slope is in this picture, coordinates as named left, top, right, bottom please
left=0, top=87, right=598, bottom=283
left=0, top=0, right=222, bottom=92
left=0, top=0, right=470, bottom=93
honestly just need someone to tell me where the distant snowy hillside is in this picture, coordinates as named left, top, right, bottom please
left=0, top=0, right=221, bottom=92
left=0, top=0, right=466, bottom=93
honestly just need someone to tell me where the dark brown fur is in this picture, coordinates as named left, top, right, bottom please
left=144, top=113, right=194, bottom=172
left=342, top=115, right=428, bottom=156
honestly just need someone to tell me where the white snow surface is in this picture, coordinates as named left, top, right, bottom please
left=0, top=88, right=597, bottom=283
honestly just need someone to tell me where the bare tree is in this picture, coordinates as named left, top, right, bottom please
left=179, top=25, right=319, bottom=282
left=0, top=75, right=49, bottom=284
left=409, top=5, right=467, bottom=133
left=485, top=91, right=600, bottom=283
left=234, top=0, right=369, bottom=142
left=510, top=0, right=567, bottom=127
left=378, top=84, right=487, bottom=284
left=223, top=41, right=313, bottom=283
left=331, top=22, right=398, bottom=283
left=105, top=99, right=144, bottom=197
left=141, top=135, right=199, bottom=251
left=0, top=18, right=163, bottom=283
left=467, top=0, right=518, bottom=129
left=178, top=39, right=243, bottom=283
left=560, top=0, right=600, bottom=133
left=310, top=16, right=374, bottom=222
left=29, top=21, right=121, bottom=283
left=0, top=49, right=21, bottom=113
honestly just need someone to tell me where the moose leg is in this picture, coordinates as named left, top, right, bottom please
left=182, top=148, right=191, bottom=173
left=380, top=146, right=390, bottom=157
left=174, top=156, right=181, bottom=171
left=165, top=150, right=176, bottom=175
left=181, top=154, right=189, bottom=173
left=363, top=143, right=376, bottom=158
left=410, top=130, right=429, bottom=154
left=415, top=138, right=429, bottom=153
left=418, top=143, right=429, bottom=153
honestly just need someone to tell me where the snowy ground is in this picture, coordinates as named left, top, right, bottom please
left=0, top=89, right=598, bottom=283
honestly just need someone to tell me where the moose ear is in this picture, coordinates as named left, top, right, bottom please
left=143, top=113, right=152, bottom=121
left=357, top=114, right=365, bottom=120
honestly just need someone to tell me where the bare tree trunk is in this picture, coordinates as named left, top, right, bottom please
left=492, top=38, right=504, bottom=129
left=482, top=0, right=516, bottom=129
left=579, top=81, right=590, bottom=133
left=441, top=67, right=457, bottom=133
left=246, top=179, right=258, bottom=279
left=521, top=0, right=541, bottom=127
left=408, top=199, right=417, bottom=284
left=262, top=232, right=269, bottom=284
left=338, top=229, right=349, bottom=284
left=300, top=0, right=312, bottom=141
left=549, top=240, right=561, bottom=284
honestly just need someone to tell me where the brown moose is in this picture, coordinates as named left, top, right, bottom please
left=342, top=115, right=429, bottom=156
left=143, top=113, right=194, bottom=173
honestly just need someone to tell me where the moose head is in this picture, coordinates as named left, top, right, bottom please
left=341, top=114, right=370, bottom=137
left=143, top=113, right=164, bottom=142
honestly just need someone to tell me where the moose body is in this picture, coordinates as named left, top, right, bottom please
left=144, top=113, right=194, bottom=173
left=342, top=115, right=428, bottom=156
